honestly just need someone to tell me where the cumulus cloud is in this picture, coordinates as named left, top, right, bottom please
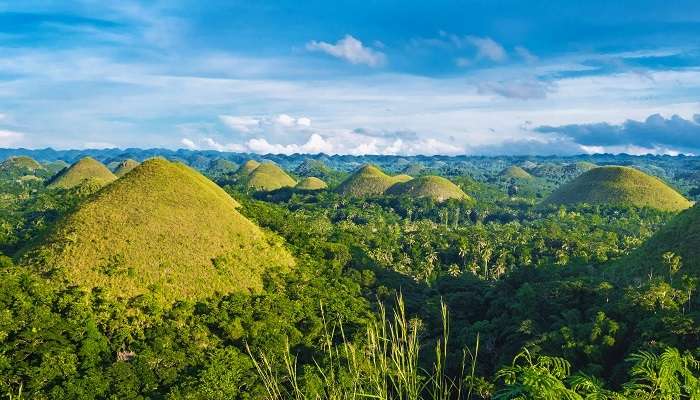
left=306, top=35, right=386, bottom=67
left=219, top=114, right=312, bottom=134
left=478, top=79, right=555, bottom=100
left=535, top=113, right=700, bottom=153
left=183, top=128, right=463, bottom=156
left=180, top=138, right=197, bottom=149
left=466, top=36, right=507, bottom=62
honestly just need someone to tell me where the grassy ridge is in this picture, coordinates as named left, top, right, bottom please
left=543, top=166, right=691, bottom=211
left=335, top=164, right=411, bottom=196
left=296, top=176, right=328, bottom=190
left=246, top=163, right=297, bottom=191
left=47, top=157, right=117, bottom=189
left=24, top=158, right=294, bottom=302
left=499, top=166, right=533, bottom=180
left=237, top=159, right=261, bottom=176
left=114, top=159, right=140, bottom=177
left=386, top=175, right=471, bottom=202
left=0, top=156, right=44, bottom=172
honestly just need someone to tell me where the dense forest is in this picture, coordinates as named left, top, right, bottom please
left=1, top=149, right=700, bottom=399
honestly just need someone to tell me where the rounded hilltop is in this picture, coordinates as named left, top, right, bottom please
left=245, top=162, right=296, bottom=191
left=296, top=176, right=328, bottom=190
left=543, top=166, right=692, bottom=211
left=113, top=159, right=140, bottom=177
left=335, top=164, right=410, bottom=196
left=0, top=156, right=44, bottom=173
left=386, top=175, right=471, bottom=202
left=22, top=158, right=294, bottom=302
left=499, top=166, right=533, bottom=180
left=236, top=159, right=261, bottom=176
left=47, top=157, right=117, bottom=189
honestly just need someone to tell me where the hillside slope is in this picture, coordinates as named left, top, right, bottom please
left=386, top=175, right=471, bottom=202
left=245, top=163, right=297, bottom=191
left=47, top=157, right=117, bottom=189
left=543, top=166, right=691, bottom=211
left=23, top=158, right=294, bottom=301
left=335, top=164, right=409, bottom=196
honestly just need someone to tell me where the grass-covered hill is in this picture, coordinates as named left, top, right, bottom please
left=207, top=158, right=239, bottom=176
left=335, top=164, right=411, bottom=196
left=113, top=159, right=140, bottom=177
left=386, top=175, right=471, bottom=202
left=499, top=165, right=533, bottom=180
left=620, top=203, right=700, bottom=276
left=0, top=156, right=44, bottom=173
left=295, top=176, right=328, bottom=190
left=237, top=159, right=261, bottom=176
left=47, top=157, right=117, bottom=189
left=44, top=160, right=70, bottom=175
left=543, top=166, right=692, bottom=211
left=22, top=158, right=294, bottom=302
left=245, top=162, right=297, bottom=191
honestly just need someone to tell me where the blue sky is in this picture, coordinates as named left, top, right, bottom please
left=0, top=1, right=699, bottom=155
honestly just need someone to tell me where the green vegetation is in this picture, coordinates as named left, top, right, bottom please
left=23, top=158, right=294, bottom=301
left=0, top=156, right=44, bottom=173
left=1, top=150, right=700, bottom=399
left=246, top=162, right=297, bottom=191
left=47, top=157, right=117, bottom=189
left=336, top=164, right=412, bottom=196
left=237, top=159, right=261, bottom=176
left=386, top=175, right=471, bottom=202
left=296, top=176, right=328, bottom=190
left=113, top=158, right=140, bottom=177
left=544, top=166, right=692, bottom=211
left=499, top=165, right=533, bottom=180
left=44, top=160, right=69, bottom=175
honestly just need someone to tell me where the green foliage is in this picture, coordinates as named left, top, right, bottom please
left=295, top=176, right=328, bottom=190
left=543, top=166, right=692, bottom=212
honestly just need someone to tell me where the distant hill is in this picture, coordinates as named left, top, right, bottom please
left=245, top=163, right=296, bottom=191
left=114, top=159, right=140, bottom=177
left=207, top=158, right=239, bottom=176
left=44, top=160, right=69, bottom=175
left=22, top=158, right=294, bottom=302
left=47, top=157, right=117, bottom=189
left=237, top=159, right=261, bottom=176
left=543, top=166, right=692, bottom=211
left=386, top=175, right=471, bottom=202
left=296, top=177, right=328, bottom=190
left=499, top=166, right=533, bottom=180
left=335, top=164, right=411, bottom=196
left=621, top=203, right=700, bottom=276
left=0, top=156, right=44, bottom=173
left=295, top=159, right=332, bottom=177
left=401, top=163, right=426, bottom=176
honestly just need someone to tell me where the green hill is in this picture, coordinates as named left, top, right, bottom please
left=237, top=160, right=261, bottom=176
left=44, top=160, right=70, bottom=175
left=296, top=177, right=328, bottom=190
left=208, top=158, right=239, bottom=175
left=386, top=175, right=471, bottom=202
left=335, top=164, right=411, bottom=196
left=543, top=166, right=692, bottom=211
left=114, top=159, right=140, bottom=177
left=0, top=156, right=44, bottom=173
left=402, top=163, right=426, bottom=176
left=245, top=163, right=296, bottom=191
left=47, top=157, right=117, bottom=189
left=621, top=203, right=700, bottom=276
left=22, top=158, right=294, bottom=302
left=499, top=166, right=533, bottom=180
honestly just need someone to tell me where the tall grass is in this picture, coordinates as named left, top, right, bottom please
left=248, top=294, right=479, bottom=400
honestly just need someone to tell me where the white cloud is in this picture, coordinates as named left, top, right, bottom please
left=0, top=129, right=24, bottom=146
left=515, top=46, right=538, bottom=63
left=466, top=36, right=507, bottom=62
left=180, top=138, right=197, bottom=149
left=218, top=116, right=260, bottom=133
left=306, top=35, right=386, bottom=67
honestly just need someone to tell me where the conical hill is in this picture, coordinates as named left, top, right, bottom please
left=47, top=157, right=117, bottom=189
